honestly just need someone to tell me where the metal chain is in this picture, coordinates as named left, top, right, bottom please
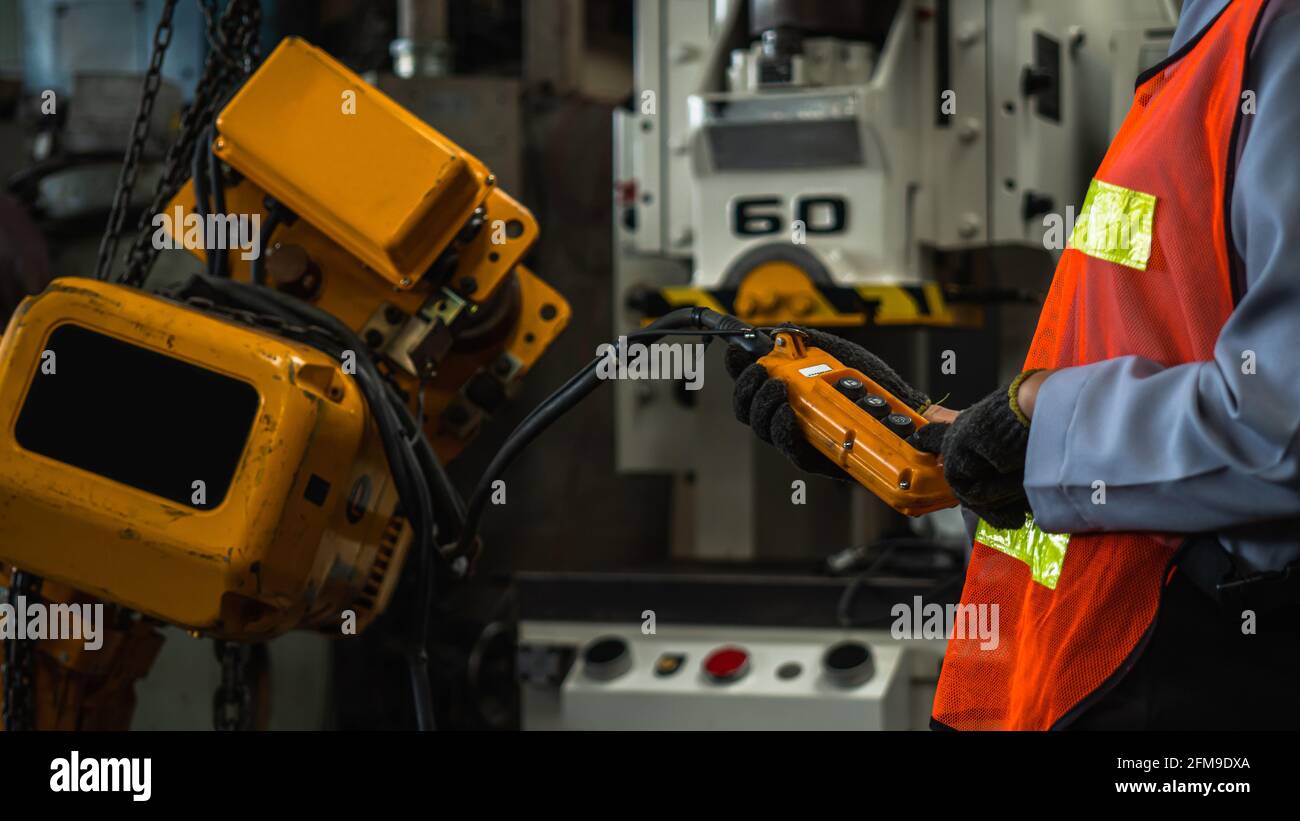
left=92, top=0, right=180, bottom=283
left=121, top=0, right=263, bottom=287
left=212, top=640, right=252, bottom=731
left=198, top=0, right=239, bottom=72
left=2, top=571, right=42, bottom=732
left=96, top=0, right=264, bottom=288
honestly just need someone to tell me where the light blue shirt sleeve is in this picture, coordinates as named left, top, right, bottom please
left=1023, top=0, right=1300, bottom=572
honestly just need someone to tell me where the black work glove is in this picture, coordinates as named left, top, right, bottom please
left=725, top=327, right=930, bottom=481
left=910, top=373, right=1038, bottom=529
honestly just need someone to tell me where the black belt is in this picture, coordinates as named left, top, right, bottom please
left=1178, top=533, right=1300, bottom=614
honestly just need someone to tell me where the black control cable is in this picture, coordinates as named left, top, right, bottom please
left=206, top=124, right=229, bottom=279
left=249, top=200, right=292, bottom=285
left=454, top=308, right=774, bottom=560
left=162, top=274, right=461, bottom=731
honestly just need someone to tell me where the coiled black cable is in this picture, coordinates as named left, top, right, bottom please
left=163, top=274, right=457, bottom=730
left=249, top=203, right=287, bottom=286
left=206, top=125, right=228, bottom=278
left=191, top=125, right=211, bottom=224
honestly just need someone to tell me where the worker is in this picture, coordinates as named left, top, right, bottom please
left=727, top=0, right=1300, bottom=730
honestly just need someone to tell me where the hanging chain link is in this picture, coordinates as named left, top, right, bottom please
left=95, top=0, right=263, bottom=287
left=92, top=0, right=180, bottom=283
left=2, top=571, right=42, bottom=732
left=212, top=640, right=253, bottom=731
left=121, top=0, right=262, bottom=287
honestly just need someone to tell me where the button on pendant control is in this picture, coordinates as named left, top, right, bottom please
left=835, top=376, right=866, bottom=402
left=884, top=413, right=915, bottom=438
left=857, top=393, right=890, bottom=419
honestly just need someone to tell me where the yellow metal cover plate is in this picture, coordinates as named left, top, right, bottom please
left=214, top=37, right=489, bottom=287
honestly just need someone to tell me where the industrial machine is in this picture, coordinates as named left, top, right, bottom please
left=612, top=0, right=1178, bottom=560
left=0, top=28, right=569, bottom=731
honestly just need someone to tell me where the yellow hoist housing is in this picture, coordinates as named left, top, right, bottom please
left=0, top=279, right=408, bottom=639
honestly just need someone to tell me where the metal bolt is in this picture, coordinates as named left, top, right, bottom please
left=958, top=117, right=981, bottom=143
left=957, top=22, right=983, bottom=46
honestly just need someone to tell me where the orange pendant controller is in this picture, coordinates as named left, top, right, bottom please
left=757, top=330, right=957, bottom=516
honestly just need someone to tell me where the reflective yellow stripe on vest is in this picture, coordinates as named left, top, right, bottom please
left=974, top=516, right=1071, bottom=590
left=1068, top=178, right=1157, bottom=271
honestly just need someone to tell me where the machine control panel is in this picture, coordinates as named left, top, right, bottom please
left=525, top=623, right=945, bottom=731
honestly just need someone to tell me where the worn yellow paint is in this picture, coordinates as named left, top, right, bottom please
left=0, top=279, right=409, bottom=639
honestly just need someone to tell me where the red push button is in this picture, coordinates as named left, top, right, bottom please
left=702, top=646, right=750, bottom=684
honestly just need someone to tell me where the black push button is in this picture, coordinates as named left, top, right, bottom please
left=835, top=376, right=866, bottom=401
left=857, top=393, right=890, bottom=419
left=823, top=641, right=874, bottom=688
left=884, top=413, right=915, bottom=438
left=582, top=636, right=632, bottom=682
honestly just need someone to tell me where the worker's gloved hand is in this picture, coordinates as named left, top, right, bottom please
left=725, top=327, right=930, bottom=480
left=909, top=372, right=1039, bottom=529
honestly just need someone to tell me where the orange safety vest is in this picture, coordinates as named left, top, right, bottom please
left=931, top=0, right=1272, bottom=730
